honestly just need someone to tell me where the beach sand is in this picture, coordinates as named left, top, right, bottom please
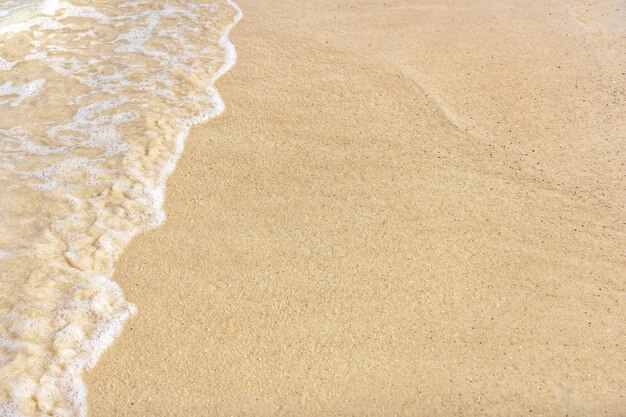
left=86, top=0, right=625, bottom=415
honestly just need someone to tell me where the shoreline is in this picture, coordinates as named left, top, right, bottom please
left=0, top=1, right=245, bottom=415
left=87, top=0, right=625, bottom=415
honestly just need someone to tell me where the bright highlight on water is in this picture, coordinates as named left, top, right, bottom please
left=0, top=0, right=241, bottom=415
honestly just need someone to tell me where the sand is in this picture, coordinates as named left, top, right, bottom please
left=86, top=0, right=626, bottom=415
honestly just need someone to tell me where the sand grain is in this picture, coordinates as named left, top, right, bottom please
left=87, top=0, right=626, bottom=415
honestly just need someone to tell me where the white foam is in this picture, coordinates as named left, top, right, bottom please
left=0, top=57, right=16, bottom=71
left=40, top=0, right=60, bottom=15
left=0, top=0, right=242, bottom=415
left=0, top=79, right=44, bottom=107
left=0, top=0, right=63, bottom=35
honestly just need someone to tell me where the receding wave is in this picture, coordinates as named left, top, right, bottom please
left=0, top=0, right=241, bottom=415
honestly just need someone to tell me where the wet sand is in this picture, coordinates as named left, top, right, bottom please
left=87, top=0, right=626, bottom=415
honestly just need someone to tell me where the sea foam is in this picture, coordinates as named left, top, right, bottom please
left=0, top=0, right=241, bottom=415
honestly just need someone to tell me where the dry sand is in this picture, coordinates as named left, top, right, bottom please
left=86, top=0, right=626, bottom=415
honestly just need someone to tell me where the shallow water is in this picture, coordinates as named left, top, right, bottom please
left=0, top=0, right=240, bottom=415
left=0, top=1, right=60, bottom=34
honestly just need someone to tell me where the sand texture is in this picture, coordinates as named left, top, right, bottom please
left=86, top=0, right=626, bottom=415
